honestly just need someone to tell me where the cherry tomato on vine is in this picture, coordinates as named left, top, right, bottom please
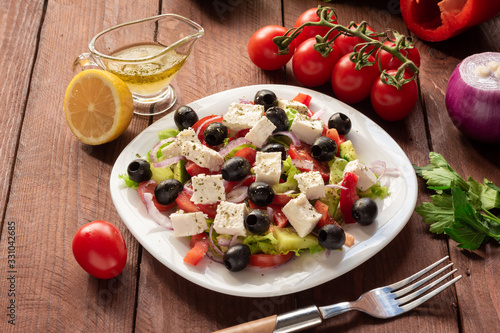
left=248, top=25, right=295, bottom=70
left=293, top=8, right=338, bottom=47
left=370, top=70, right=418, bottom=121
left=72, top=220, right=127, bottom=279
left=378, top=41, right=421, bottom=73
left=331, top=53, right=380, bottom=104
left=292, top=38, right=341, bottom=87
left=335, top=24, right=378, bottom=56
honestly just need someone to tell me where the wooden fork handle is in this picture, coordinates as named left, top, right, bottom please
left=213, top=315, right=277, bottom=333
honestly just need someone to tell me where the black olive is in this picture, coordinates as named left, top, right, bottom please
left=265, top=106, right=288, bottom=132
left=261, top=143, right=287, bottom=160
left=127, top=159, right=152, bottom=183
left=174, top=105, right=199, bottom=130
left=248, top=182, right=275, bottom=207
left=317, top=224, right=346, bottom=250
left=154, top=179, right=184, bottom=205
left=221, top=157, right=251, bottom=181
left=311, top=136, right=337, bottom=162
left=352, top=198, right=378, bottom=226
left=254, top=90, right=278, bottom=110
left=245, top=210, right=270, bottom=235
left=328, top=112, right=351, bottom=135
left=203, top=122, right=228, bottom=146
left=223, top=244, right=251, bottom=272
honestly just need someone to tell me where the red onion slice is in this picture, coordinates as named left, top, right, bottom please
left=326, top=184, right=348, bottom=190
left=228, top=233, right=239, bottom=248
left=183, top=181, right=194, bottom=196
left=153, top=155, right=185, bottom=169
left=239, top=98, right=252, bottom=104
left=142, top=193, right=173, bottom=230
left=217, top=236, right=231, bottom=247
left=310, top=107, right=327, bottom=120
left=226, top=186, right=248, bottom=203
left=291, top=159, right=314, bottom=171
left=209, top=224, right=224, bottom=256
left=218, top=137, right=250, bottom=158
left=370, top=160, right=400, bottom=182
left=272, top=131, right=302, bottom=146
left=149, top=137, right=176, bottom=163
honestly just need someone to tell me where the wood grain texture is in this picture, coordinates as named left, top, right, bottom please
left=0, top=1, right=44, bottom=228
left=0, top=1, right=158, bottom=332
left=0, top=0, right=498, bottom=332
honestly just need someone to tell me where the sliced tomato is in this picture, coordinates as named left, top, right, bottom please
left=138, top=180, right=176, bottom=212
left=189, top=232, right=208, bottom=248
left=340, top=172, right=359, bottom=224
left=236, top=128, right=251, bottom=138
left=292, top=93, right=312, bottom=107
left=175, top=191, right=218, bottom=218
left=249, top=252, right=294, bottom=267
left=234, top=147, right=257, bottom=165
left=184, top=239, right=209, bottom=266
left=288, top=144, right=330, bottom=181
left=272, top=194, right=293, bottom=206
left=314, top=200, right=338, bottom=229
left=191, top=115, right=224, bottom=142
left=272, top=207, right=288, bottom=228
left=185, top=160, right=216, bottom=177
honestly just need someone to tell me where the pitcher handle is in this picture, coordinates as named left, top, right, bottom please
left=72, top=52, right=101, bottom=75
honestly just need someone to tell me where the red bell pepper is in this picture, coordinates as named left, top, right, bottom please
left=400, top=0, right=500, bottom=42
left=340, top=172, right=359, bottom=224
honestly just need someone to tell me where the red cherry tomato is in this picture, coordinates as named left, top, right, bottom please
left=331, top=53, right=380, bottom=104
left=293, top=8, right=338, bottom=47
left=234, top=147, right=257, bottom=165
left=292, top=38, right=341, bottom=87
left=249, top=252, right=294, bottom=267
left=370, top=70, right=418, bottom=121
left=378, top=41, right=421, bottom=74
left=248, top=25, right=295, bottom=70
left=335, top=24, right=378, bottom=56
left=72, top=220, right=127, bottom=279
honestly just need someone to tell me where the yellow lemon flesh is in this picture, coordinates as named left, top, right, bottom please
left=64, top=69, right=134, bottom=145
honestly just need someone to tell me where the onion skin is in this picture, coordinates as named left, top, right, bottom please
left=445, top=52, right=500, bottom=144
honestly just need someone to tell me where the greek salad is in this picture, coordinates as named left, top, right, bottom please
left=120, top=90, right=394, bottom=272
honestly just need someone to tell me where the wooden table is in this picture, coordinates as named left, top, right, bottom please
left=1, top=0, right=499, bottom=332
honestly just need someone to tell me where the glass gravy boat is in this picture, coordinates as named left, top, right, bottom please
left=74, top=14, right=204, bottom=116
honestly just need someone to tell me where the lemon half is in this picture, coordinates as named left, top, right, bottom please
left=64, top=69, right=134, bottom=145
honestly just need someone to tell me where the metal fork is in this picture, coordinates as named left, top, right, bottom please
left=214, top=256, right=462, bottom=333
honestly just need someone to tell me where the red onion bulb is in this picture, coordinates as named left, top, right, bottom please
left=445, top=52, right=500, bottom=143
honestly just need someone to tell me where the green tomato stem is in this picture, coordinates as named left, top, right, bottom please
left=273, top=6, right=419, bottom=89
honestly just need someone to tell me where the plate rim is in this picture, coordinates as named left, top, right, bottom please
left=110, top=84, right=418, bottom=298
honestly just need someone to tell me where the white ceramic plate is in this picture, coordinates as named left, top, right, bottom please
left=110, top=84, right=418, bottom=298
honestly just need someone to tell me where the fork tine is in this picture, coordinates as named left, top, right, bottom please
left=395, top=268, right=458, bottom=304
left=387, top=256, right=449, bottom=291
left=399, top=275, right=462, bottom=313
left=392, top=263, right=454, bottom=297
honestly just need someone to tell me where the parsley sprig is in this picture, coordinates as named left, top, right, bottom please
left=414, top=152, right=500, bottom=250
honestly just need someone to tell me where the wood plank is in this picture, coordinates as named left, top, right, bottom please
left=0, top=1, right=160, bottom=331
left=418, top=14, right=500, bottom=333
left=282, top=1, right=459, bottom=332
left=133, top=1, right=294, bottom=332
left=0, top=1, right=44, bottom=232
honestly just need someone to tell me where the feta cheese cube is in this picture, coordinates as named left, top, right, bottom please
left=191, top=174, right=225, bottom=204
left=213, top=201, right=248, bottom=237
left=294, top=171, right=326, bottom=200
left=171, top=211, right=208, bottom=237
left=343, top=159, right=378, bottom=191
left=222, top=103, right=264, bottom=132
left=289, top=113, right=323, bottom=145
left=281, top=193, right=322, bottom=238
left=244, top=116, right=277, bottom=148
left=181, top=141, right=224, bottom=172
left=277, top=99, right=309, bottom=115
left=160, top=128, right=200, bottom=159
left=253, top=151, right=282, bottom=185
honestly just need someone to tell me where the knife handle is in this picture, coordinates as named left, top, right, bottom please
left=213, top=315, right=277, bottom=333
